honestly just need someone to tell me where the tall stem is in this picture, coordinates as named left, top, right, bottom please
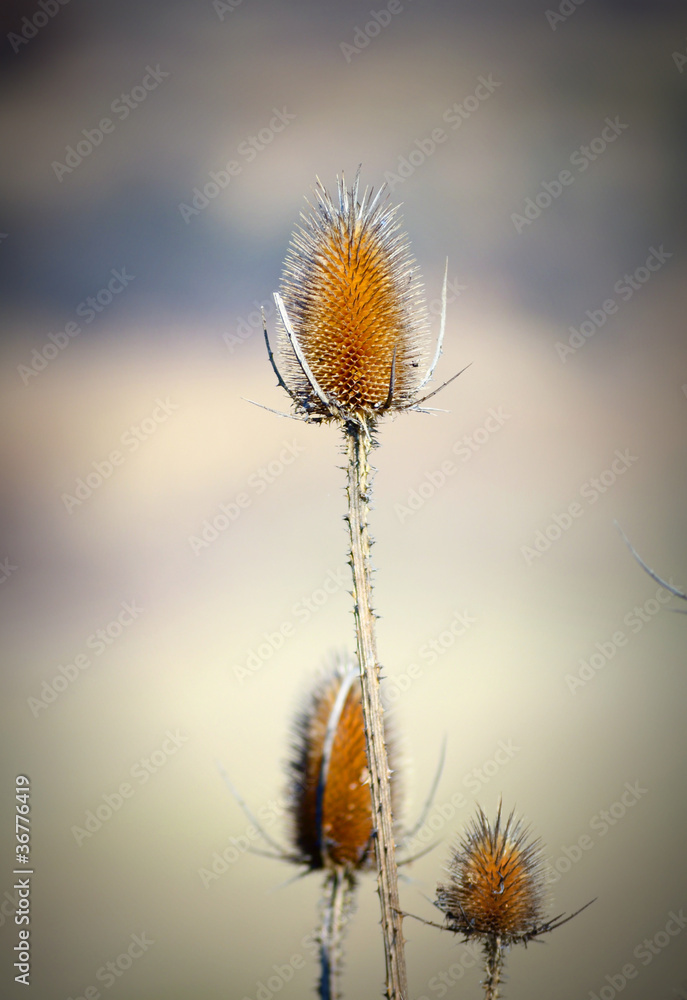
left=344, top=421, right=407, bottom=1000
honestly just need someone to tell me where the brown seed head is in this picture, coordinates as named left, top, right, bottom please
left=436, top=803, right=550, bottom=944
left=287, top=657, right=399, bottom=872
left=276, top=172, right=431, bottom=425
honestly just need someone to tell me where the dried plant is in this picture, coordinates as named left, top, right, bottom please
left=253, top=173, right=589, bottom=998
left=223, top=651, right=451, bottom=998
left=432, top=803, right=592, bottom=999
left=287, top=657, right=400, bottom=998
left=288, top=658, right=400, bottom=873
left=270, top=174, right=439, bottom=425
left=259, top=169, right=464, bottom=999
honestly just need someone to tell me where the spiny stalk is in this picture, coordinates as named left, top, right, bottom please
left=345, top=421, right=407, bottom=999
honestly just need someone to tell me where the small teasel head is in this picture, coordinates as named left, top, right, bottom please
left=436, top=803, right=551, bottom=945
left=432, top=803, right=592, bottom=999
left=269, top=170, right=442, bottom=428
left=287, top=654, right=400, bottom=872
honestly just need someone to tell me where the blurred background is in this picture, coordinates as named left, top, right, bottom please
left=1, top=1, right=686, bottom=998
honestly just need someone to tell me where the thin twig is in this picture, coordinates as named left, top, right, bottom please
left=215, top=760, right=292, bottom=857
left=401, top=735, right=447, bottom=842
left=614, top=520, right=687, bottom=608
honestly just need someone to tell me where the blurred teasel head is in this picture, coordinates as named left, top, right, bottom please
left=287, top=656, right=400, bottom=873
left=265, top=170, right=454, bottom=429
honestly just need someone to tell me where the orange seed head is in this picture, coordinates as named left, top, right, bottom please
left=436, top=804, right=550, bottom=944
left=287, top=658, right=398, bottom=872
left=277, top=173, right=431, bottom=425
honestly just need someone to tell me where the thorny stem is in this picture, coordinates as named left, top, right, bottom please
left=319, top=868, right=353, bottom=1000
left=483, top=937, right=504, bottom=1000
left=344, top=421, right=407, bottom=1000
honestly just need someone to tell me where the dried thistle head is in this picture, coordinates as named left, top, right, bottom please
left=287, top=656, right=400, bottom=872
left=265, top=171, right=456, bottom=429
left=436, top=803, right=568, bottom=945
left=430, top=804, right=594, bottom=998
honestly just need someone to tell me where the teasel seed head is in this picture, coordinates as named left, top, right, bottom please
left=430, top=804, right=594, bottom=998
left=287, top=655, right=400, bottom=873
left=270, top=170, right=444, bottom=429
left=435, top=803, right=557, bottom=944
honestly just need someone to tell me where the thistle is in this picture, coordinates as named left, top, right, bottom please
left=288, top=657, right=400, bottom=873
left=261, top=170, right=463, bottom=999
left=269, top=172, right=445, bottom=426
left=288, top=658, right=400, bottom=999
left=434, top=803, right=592, bottom=999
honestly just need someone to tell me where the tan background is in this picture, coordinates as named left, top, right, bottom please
left=1, top=1, right=686, bottom=998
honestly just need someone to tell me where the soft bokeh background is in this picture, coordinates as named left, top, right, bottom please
left=1, top=1, right=686, bottom=998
